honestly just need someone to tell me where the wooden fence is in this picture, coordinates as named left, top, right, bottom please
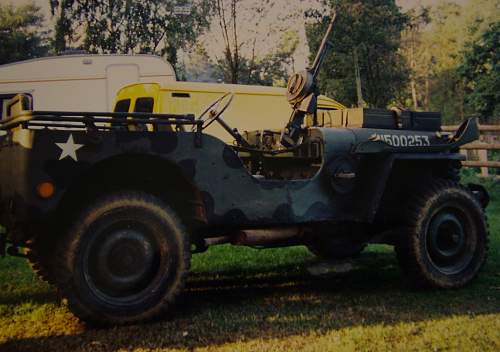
left=442, top=124, right=500, bottom=178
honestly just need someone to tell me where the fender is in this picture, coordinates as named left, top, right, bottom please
left=359, top=152, right=466, bottom=222
left=353, top=118, right=479, bottom=154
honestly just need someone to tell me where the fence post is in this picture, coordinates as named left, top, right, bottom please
left=442, top=120, right=499, bottom=178
left=477, top=149, right=489, bottom=177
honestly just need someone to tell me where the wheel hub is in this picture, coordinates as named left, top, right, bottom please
left=426, top=208, right=473, bottom=275
left=85, top=224, right=161, bottom=300
left=430, top=213, right=465, bottom=258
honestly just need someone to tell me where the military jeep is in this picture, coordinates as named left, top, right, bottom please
left=0, top=13, right=489, bottom=325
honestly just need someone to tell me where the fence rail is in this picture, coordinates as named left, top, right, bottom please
left=441, top=125, right=500, bottom=132
left=442, top=123, right=499, bottom=177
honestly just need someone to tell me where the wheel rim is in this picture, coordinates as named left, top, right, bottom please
left=425, top=204, right=476, bottom=275
left=83, top=220, right=163, bottom=304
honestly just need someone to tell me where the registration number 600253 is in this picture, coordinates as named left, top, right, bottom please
left=373, top=134, right=431, bottom=147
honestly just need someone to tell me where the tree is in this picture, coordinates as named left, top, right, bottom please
left=400, top=0, right=499, bottom=123
left=249, top=30, right=299, bottom=87
left=420, top=2, right=468, bottom=122
left=400, top=7, right=431, bottom=110
left=458, top=22, right=500, bottom=122
left=213, top=0, right=240, bottom=83
left=306, top=0, right=409, bottom=108
left=211, top=0, right=299, bottom=85
left=0, top=3, right=48, bottom=65
left=181, top=42, right=217, bottom=82
left=49, top=0, right=212, bottom=67
left=213, top=29, right=299, bottom=86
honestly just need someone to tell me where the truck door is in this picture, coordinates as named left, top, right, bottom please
left=106, top=64, right=139, bottom=111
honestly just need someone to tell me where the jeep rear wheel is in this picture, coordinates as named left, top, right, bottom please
left=396, top=180, right=488, bottom=288
left=53, top=191, right=190, bottom=326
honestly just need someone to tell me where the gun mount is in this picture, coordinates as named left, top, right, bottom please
left=281, top=10, right=337, bottom=148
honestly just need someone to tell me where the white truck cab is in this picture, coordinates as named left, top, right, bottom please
left=0, top=54, right=176, bottom=118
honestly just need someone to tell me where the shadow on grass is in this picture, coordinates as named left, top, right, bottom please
left=0, top=288, right=57, bottom=306
left=1, top=249, right=499, bottom=352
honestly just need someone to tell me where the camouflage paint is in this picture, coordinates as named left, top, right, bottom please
left=0, top=118, right=477, bottom=244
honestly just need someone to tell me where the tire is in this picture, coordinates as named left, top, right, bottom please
left=396, top=180, right=488, bottom=289
left=53, top=191, right=191, bottom=326
left=26, top=238, right=56, bottom=285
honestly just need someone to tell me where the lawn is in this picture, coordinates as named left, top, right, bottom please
left=0, top=180, right=499, bottom=351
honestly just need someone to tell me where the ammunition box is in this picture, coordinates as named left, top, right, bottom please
left=410, top=111, right=442, bottom=131
left=324, top=108, right=441, bottom=131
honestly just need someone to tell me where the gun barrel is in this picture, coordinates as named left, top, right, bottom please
left=310, top=10, right=337, bottom=79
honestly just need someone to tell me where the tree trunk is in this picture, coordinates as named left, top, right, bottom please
left=54, top=4, right=69, bottom=53
left=411, top=79, right=418, bottom=110
left=353, top=48, right=364, bottom=108
left=424, top=76, right=430, bottom=110
left=166, top=46, right=177, bottom=69
left=231, top=66, right=238, bottom=84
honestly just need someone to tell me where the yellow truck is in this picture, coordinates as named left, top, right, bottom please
left=113, top=81, right=346, bottom=141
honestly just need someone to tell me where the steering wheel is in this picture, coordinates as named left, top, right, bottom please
left=194, top=93, right=234, bottom=131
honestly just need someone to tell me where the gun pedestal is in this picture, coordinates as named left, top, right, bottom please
left=280, top=11, right=337, bottom=148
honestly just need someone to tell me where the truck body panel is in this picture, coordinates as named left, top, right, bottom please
left=114, top=82, right=346, bottom=141
left=0, top=55, right=176, bottom=117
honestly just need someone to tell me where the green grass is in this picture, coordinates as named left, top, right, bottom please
left=0, top=182, right=499, bottom=351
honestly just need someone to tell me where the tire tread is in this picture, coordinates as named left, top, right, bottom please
left=52, top=191, right=191, bottom=326
left=395, top=179, right=489, bottom=288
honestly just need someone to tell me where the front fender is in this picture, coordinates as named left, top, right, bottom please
left=353, top=118, right=479, bottom=154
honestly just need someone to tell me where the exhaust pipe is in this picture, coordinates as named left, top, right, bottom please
left=202, top=227, right=307, bottom=248
left=231, top=228, right=304, bottom=246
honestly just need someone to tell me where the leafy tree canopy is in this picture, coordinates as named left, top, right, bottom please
left=459, top=22, right=500, bottom=121
left=214, top=30, right=299, bottom=86
left=399, top=0, right=499, bottom=123
left=50, top=0, right=212, bottom=66
left=306, top=0, right=409, bottom=108
left=208, top=0, right=300, bottom=86
left=0, top=3, right=48, bottom=65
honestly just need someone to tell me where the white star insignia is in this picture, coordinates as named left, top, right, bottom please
left=56, top=134, right=84, bottom=161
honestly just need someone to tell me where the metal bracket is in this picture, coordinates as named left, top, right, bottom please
left=83, top=115, right=98, bottom=132
left=194, top=121, right=203, bottom=148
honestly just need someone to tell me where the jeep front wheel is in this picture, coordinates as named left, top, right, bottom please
left=396, top=180, right=488, bottom=288
left=53, top=191, right=191, bottom=326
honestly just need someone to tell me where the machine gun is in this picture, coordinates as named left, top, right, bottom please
left=280, top=10, right=337, bottom=148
